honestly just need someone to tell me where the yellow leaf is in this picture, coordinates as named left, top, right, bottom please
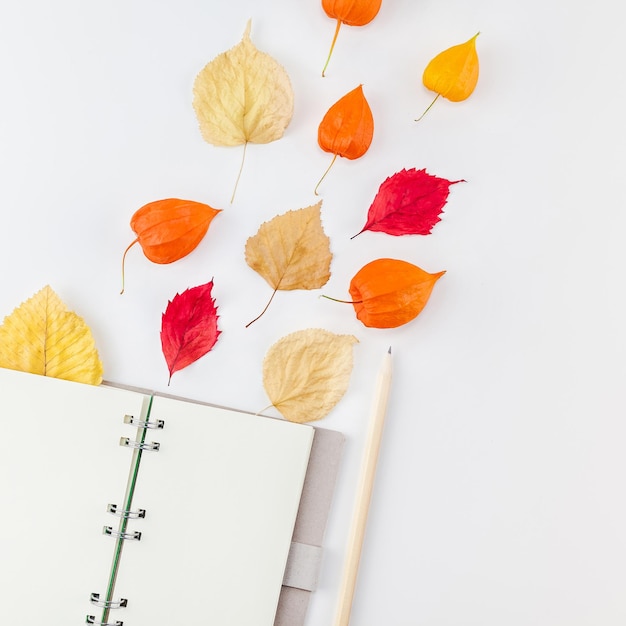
left=192, top=20, right=294, bottom=202
left=0, top=286, right=103, bottom=385
left=192, top=20, right=294, bottom=146
left=263, top=328, right=358, bottom=423
left=245, top=201, right=332, bottom=326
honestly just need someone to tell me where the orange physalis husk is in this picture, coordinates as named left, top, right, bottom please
left=121, top=198, right=221, bottom=294
left=324, top=258, right=445, bottom=328
left=417, top=33, right=480, bottom=121
left=315, top=85, right=374, bottom=194
left=321, top=0, right=382, bottom=76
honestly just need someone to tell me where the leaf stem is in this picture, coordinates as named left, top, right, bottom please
left=320, top=294, right=362, bottom=305
left=254, top=404, right=275, bottom=417
left=231, top=141, right=248, bottom=204
left=314, top=153, right=338, bottom=196
left=415, top=93, right=440, bottom=122
left=246, top=287, right=278, bottom=328
left=120, top=238, right=138, bottom=295
left=322, top=19, right=342, bottom=77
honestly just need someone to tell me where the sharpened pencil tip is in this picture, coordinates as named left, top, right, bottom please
left=387, top=346, right=391, bottom=354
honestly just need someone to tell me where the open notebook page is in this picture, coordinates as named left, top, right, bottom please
left=0, top=368, right=149, bottom=620
left=114, top=394, right=314, bottom=625
left=0, top=368, right=314, bottom=625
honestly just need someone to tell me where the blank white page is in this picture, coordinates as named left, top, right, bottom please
left=0, top=367, right=150, bottom=622
left=114, top=395, right=314, bottom=626
left=0, top=369, right=313, bottom=625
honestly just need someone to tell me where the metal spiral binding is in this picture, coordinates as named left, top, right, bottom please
left=107, top=503, right=146, bottom=519
left=123, top=414, right=164, bottom=429
left=89, top=593, right=128, bottom=608
left=85, top=412, right=162, bottom=624
left=103, top=526, right=142, bottom=541
left=85, top=617, right=123, bottom=625
left=119, top=437, right=160, bottom=451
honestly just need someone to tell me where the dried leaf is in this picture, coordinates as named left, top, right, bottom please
left=353, top=168, right=464, bottom=237
left=321, top=0, right=383, bottom=76
left=263, top=328, right=358, bottom=423
left=417, top=33, right=480, bottom=121
left=245, top=202, right=332, bottom=326
left=324, top=258, right=445, bottom=328
left=160, top=281, right=221, bottom=384
left=121, top=198, right=221, bottom=294
left=0, top=285, right=103, bottom=384
left=192, top=20, right=294, bottom=201
left=315, top=85, right=374, bottom=194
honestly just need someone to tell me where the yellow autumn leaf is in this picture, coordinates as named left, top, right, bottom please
left=0, top=285, right=103, bottom=385
left=263, top=328, right=358, bottom=423
left=192, top=20, right=295, bottom=201
left=245, top=201, right=332, bottom=326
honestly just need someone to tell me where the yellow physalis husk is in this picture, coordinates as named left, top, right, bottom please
left=417, top=33, right=480, bottom=121
left=0, top=285, right=103, bottom=385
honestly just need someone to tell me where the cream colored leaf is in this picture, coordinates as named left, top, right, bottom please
left=263, top=328, right=358, bottom=423
left=0, top=285, right=103, bottom=385
left=192, top=20, right=294, bottom=147
left=245, top=201, right=332, bottom=326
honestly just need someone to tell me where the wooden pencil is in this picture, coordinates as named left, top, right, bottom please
left=333, top=347, right=393, bottom=626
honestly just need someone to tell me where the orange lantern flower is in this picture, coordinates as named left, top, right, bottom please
left=321, top=0, right=383, bottom=76
left=324, top=258, right=445, bottom=328
left=121, top=198, right=221, bottom=293
left=315, top=85, right=374, bottom=194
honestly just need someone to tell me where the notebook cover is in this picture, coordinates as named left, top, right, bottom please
left=275, top=426, right=345, bottom=626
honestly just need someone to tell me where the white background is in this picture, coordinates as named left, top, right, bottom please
left=1, top=1, right=625, bottom=624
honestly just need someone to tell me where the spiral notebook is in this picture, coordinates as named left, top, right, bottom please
left=0, top=367, right=344, bottom=626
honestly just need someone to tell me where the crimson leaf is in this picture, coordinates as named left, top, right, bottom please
left=353, top=168, right=464, bottom=238
left=160, top=280, right=220, bottom=383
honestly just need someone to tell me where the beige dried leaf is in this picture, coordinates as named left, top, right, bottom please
left=263, top=328, right=358, bottom=423
left=245, top=201, right=332, bottom=326
left=192, top=20, right=294, bottom=147
left=0, top=285, right=103, bottom=385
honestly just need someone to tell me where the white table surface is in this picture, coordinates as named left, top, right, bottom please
left=1, top=2, right=625, bottom=624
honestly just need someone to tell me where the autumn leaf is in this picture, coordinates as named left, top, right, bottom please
left=353, top=168, right=464, bottom=238
left=315, top=85, right=374, bottom=194
left=263, top=328, right=358, bottom=423
left=321, top=0, right=382, bottom=76
left=245, top=202, right=332, bottom=326
left=0, top=285, right=103, bottom=384
left=192, top=20, right=295, bottom=202
left=121, top=198, right=221, bottom=294
left=417, top=33, right=480, bottom=121
left=324, top=258, right=445, bottom=328
left=160, top=281, right=220, bottom=384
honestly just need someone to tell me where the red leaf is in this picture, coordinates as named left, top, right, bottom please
left=353, top=168, right=464, bottom=238
left=160, top=281, right=220, bottom=383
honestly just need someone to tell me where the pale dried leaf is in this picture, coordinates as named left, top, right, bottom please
left=263, top=328, right=358, bottom=423
left=192, top=20, right=294, bottom=146
left=0, top=285, right=103, bottom=385
left=245, top=201, right=331, bottom=291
